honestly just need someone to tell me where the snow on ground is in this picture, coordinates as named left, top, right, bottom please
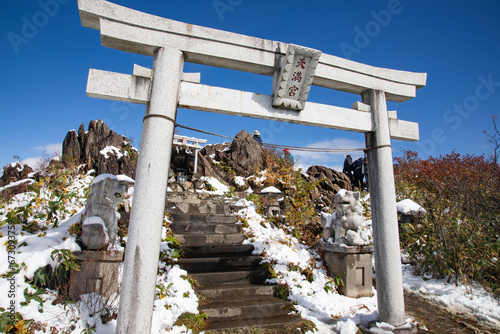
left=237, top=198, right=378, bottom=333
left=198, top=176, right=229, bottom=195
left=151, top=264, right=199, bottom=334
left=402, top=264, right=500, bottom=329
left=248, top=170, right=267, bottom=185
left=235, top=193, right=499, bottom=333
left=0, top=171, right=95, bottom=333
left=234, top=176, right=245, bottom=187
left=0, top=178, right=35, bottom=192
left=0, top=172, right=198, bottom=333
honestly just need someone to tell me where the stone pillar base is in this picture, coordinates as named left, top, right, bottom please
left=69, top=250, right=124, bottom=301
left=316, top=240, right=373, bottom=298
left=359, top=321, right=418, bottom=333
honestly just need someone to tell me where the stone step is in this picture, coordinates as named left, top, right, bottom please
left=192, top=269, right=268, bottom=286
left=174, top=233, right=245, bottom=246
left=205, top=314, right=305, bottom=333
left=197, top=283, right=275, bottom=302
left=167, top=202, right=232, bottom=215
left=179, top=255, right=262, bottom=273
left=200, top=298, right=292, bottom=321
left=166, top=197, right=307, bottom=333
left=171, top=222, right=240, bottom=234
left=229, top=203, right=245, bottom=212
left=170, top=213, right=238, bottom=225
left=180, top=243, right=255, bottom=258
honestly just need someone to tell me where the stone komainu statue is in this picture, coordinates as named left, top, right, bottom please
left=321, top=190, right=370, bottom=246
left=81, top=174, right=133, bottom=250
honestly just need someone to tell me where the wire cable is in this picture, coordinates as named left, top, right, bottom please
left=175, top=122, right=384, bottom=153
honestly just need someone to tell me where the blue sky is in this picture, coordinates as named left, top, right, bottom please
left=1, top=0, right=500, bottom=172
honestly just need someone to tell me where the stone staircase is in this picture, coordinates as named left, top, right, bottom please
left=166, top=193, right=304, bottom=333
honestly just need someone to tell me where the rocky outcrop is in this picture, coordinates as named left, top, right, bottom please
left=0, top=163, right=37, bottom=197
left=169, top=130, right=353, bottom=216
left=62, top=130, right=80, bottom=164
left=62, top=120, right=138, bottom=178
left=170, top=131, right=266, bottom=181
left=307, top=165, right=351, bottom=192
left=0, top=163, right=34, bottom=187
left=221, top=130, right=265, bottom=177
left=201, top=142, right=231, bottom=158
left=306, top=165, right=352, bottom=211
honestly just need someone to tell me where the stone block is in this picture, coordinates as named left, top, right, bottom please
left=316, top=241, right=373, bottom=298
left=69, top=251, right=123, bottom=301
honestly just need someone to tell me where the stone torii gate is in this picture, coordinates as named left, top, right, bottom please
left=77, top=1, right=427, bottom=333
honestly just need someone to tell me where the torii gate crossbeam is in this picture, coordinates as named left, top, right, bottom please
left=77, top=1, right=427, bottom=332
left=86, top=68, right=420, bottom=141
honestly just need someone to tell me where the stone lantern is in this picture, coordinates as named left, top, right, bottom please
left=260, top=186, right=282, bottom=218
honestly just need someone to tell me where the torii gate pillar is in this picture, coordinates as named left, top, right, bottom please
left=116, top=47, right=184, bottom=334
left=363, top=90, right=405, bottom=325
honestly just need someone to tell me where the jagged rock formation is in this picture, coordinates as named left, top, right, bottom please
left=62, top=120, right=138, bottom=178
left=305, top=165, right=352, bottom=211
left=196, top=142, right=232, bottom=182
left=202, top=142, right=231, bottom=158
left=0, top=163, right=34, bottom=188
left=171, top=130, right=267, bottom=183
left=171, top=131, right=265, bottom=179
left=0, top=163, right=37, bottom=197
left=223, top=130, right=265, bottom=177
left=306, top=165, right=351, bottom=191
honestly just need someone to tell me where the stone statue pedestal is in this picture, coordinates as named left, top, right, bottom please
left=69, top=250, right=124, bottom=301
left=316, top=240, right=373, bottom=298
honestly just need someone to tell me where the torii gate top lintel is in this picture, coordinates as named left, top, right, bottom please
left=78, top=0, right=426, bottom=103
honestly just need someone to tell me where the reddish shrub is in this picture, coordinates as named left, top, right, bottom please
left=394, top=151, right=500, bottom=293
